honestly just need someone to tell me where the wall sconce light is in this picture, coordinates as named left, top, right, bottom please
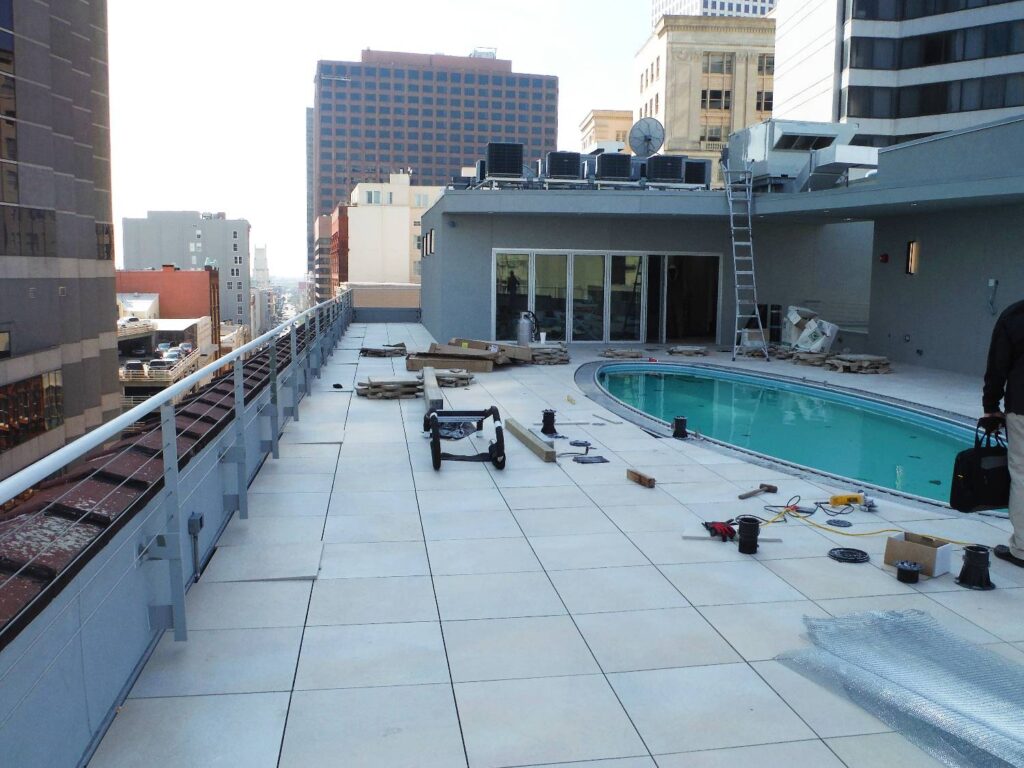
left=905, top=241, right=920, bottom=275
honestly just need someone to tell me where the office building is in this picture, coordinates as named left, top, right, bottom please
left=773, top=0, right=1024, bottom=145
left=0, top=1, right=119, bottom=481
left=122, top=211, right=252, bottom=329
left=580, top=109, right=633, bottom=153
left=636, top=15, right=775, bottom=180
left=348, top=173, right=443, bottom=284
left=306, top=107, right=315, bottom=273
left=253, top=246, right=270, bottom=288
left=312, top=49, right=558, bottom=217
left=652, top=0, right=776, bottom=26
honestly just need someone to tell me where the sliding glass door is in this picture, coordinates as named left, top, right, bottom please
left=571, top=254, right=605, bottom=341
left=533, top=254, right=567, bottom=341
left=609, top=255, right=642, bottom=341
left=495, top=253, right=529, bottom=340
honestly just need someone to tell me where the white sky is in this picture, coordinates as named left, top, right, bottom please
left=107, top=1, right=650, bottom=277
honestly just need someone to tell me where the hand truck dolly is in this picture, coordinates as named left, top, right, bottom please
left=423, top=406, right=506, bottom=471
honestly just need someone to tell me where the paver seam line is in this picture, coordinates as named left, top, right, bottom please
left=275, top=336, right=344, bottom=768
left=400, top=376, right=474, bottom=768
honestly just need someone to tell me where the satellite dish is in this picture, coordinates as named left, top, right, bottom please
left=629, top=117, right=665, bottom=158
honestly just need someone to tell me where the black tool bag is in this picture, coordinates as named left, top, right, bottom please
left=949, top=420, right=1011, bottom=512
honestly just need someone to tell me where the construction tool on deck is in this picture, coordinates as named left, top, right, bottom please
left=738, top=483, right=778, bottom=500
left=423, top=406, right=506, bottom=471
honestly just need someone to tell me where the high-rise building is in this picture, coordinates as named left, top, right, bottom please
left=306, top=107, right=315, bottom=274
left=0, top=1, right=119, bottom=481
left=253, top=246, right=270, bottom=288
left=652, top=0, right=776, bottom=26
left=312, top=49, right=558, bottom=218
left=636, top=15, right=775, bottom=181
left=121, top=211, right=252, bottom=329
left=773, top=0, right=1024, bottom=146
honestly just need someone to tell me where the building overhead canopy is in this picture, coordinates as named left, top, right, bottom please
left=151, top=318, right=201, bottom=332
left=117, top=293, right=159, bottom=314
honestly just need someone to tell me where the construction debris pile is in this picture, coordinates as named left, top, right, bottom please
left=405, top=338, right=568, bottom=371
left=356, top=368, right=476, bottom=399
left=359, top=342, right=407, bottom=358
left=823, top=354, right=892, bottom=374
left=600, top=348, right=646, bottom=359
left=667, top=345, right=708, bottom=357
left=530, top=342, right=570, bottom=365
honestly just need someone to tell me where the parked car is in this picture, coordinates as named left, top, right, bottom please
left=121, top=359, right=144, bottom=373
left=117, top=316, right=142, bottom=327
left=163, top=348, right=183, bottom=361
left=146, top=359, right=174, bottom=372
left=180, top=342, right=194, bottom=354
left=130, top=347, right=148, bottom=357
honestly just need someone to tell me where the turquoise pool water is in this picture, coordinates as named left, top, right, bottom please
left=598, top=365, right=975, bottom=503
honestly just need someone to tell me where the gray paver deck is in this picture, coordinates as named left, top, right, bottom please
left=90, top=323, right=1015, bottom=768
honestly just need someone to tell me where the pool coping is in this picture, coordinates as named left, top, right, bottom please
left=575, top=360, right=982, bottom=510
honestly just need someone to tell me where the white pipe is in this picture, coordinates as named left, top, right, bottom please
left=0, top=293, right=350, bottom=505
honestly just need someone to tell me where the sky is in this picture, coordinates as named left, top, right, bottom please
left=107, top=0, right=651, bottom=278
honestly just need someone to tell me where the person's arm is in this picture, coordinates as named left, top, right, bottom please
left=983, top=317, right=1011, bottom=415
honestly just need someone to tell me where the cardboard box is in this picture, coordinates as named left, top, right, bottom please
left=449, top=338, right=532, bottom=363
left=783, top=306, right=817, bottom=346
left=795, top=318, right=839, bottom=354
left=406, top=355, right=494, bottom=373
left=883, top=532, right=955, bottom=577
left=740, top=328, right=766, bottom=348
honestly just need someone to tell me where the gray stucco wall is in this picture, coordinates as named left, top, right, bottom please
left=869, top=202, right=1024, bottom=378
left=420, top=207, right=875, bottom=348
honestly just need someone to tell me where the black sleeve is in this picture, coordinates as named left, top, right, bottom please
left=983, top=317, right=1011, bottom=413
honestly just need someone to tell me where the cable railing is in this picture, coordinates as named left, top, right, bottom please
left=0, top=292, right=353, bottom=648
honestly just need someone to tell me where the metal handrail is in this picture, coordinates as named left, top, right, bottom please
left=0, top=293, right=348, bottom=506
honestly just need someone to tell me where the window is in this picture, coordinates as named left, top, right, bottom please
left=365, top=190, right=381, bottom=204
left=700, top=125, right=724, bottom=142
left=702, top=53, right=733, bottom=74
left=756, top=90, right=773, bottom=111
left=0, top=329, right=9, bottom=359
left=232, top=243, right=238, bottom=252
left=906, top=241, right=920, bottom=275
left=758, top=54, right=775, bottom=75
left=0, top=371, right=64, bottom=452
left=234, top=255, right=242, bottom=265
left=701, top=89, right=732, bottom=110
left=232, top=230, right=238, bottom=239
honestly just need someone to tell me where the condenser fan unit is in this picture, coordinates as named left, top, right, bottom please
left=684, top=159, right=710, bottom=186
left=486, top=142, right=524, bottom=177
left=546, top=151, right=582, bottom=179
left=596, top=153, right=632, bottom=180
left=628, top=117, right=665, bottom=159
left=646, top=154, right=684, bottom=182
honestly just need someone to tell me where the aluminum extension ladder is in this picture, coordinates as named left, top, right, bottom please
left=722, top=164, right=770, bottom=362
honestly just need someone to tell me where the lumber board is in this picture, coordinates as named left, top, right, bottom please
left=406, top=355, right=494, bottom=373
left=505, top=418, right=556, bottom=463
left=626, top=469, right=656, bottom=488
left=422, top=367, right=444, bottom=414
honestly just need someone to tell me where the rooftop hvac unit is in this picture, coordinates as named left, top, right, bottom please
left=646, top=155, right=685, bottom=182
left=630, top=156, right=647, bottom=180
left=684, top=159, right=710, bottom=186
left=546, top=151, right=581, bottom=179
left=595, top=153, right=632, bottom=181
left=486, top=142, right=524, bottom=177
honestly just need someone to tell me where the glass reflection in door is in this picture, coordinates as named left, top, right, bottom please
left=533, top=254, right=567, bottom=341
left=609, top=255, right=642, bottom=341
left=572, top=254, right=605, bottom=341
left=495, top=253, right=529, bottom=340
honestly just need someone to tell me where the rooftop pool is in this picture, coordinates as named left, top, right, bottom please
left=596, top=364, right=976, bottom=504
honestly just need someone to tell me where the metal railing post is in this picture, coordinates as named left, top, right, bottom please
left=314, top=308, right=323, bottom=379
left=233, top=359, right=248, bottom=520
left=159, top=403, right=188, bottom=641
left=289, top=323, right=300, bottom=421
left=303, top=318, right=313, bottom=397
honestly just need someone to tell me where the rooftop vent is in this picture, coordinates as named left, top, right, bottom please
left=774, top=134, right=836, bottom=151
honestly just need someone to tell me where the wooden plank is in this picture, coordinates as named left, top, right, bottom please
left=626, top=469, right=656, bottom=488
left=427, top=343, right=498, bottom=360
left=449, top=338, right=533, bottom=362
left=422, top=367, right=444, bottom=414
left=406, top=355, right=494, bottom=373
left=505, top=418, right=556, bottom=463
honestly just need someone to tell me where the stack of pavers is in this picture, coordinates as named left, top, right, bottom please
left=792, top=352, right=830, bottom=366
left=667, top=345, right=707, bottom=357
left=359, top=342, right=407, bottom=358
left=823, top=354, right=892, bottom=374
left=600, top=348, right=646, bottom=359
left=432, top=369, right=475, bottom=388
left=356, top=375, right=423, bottom=399
left=406, top=339, right=533, bottom=372
left=530, top=342, right=570, bottom=365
